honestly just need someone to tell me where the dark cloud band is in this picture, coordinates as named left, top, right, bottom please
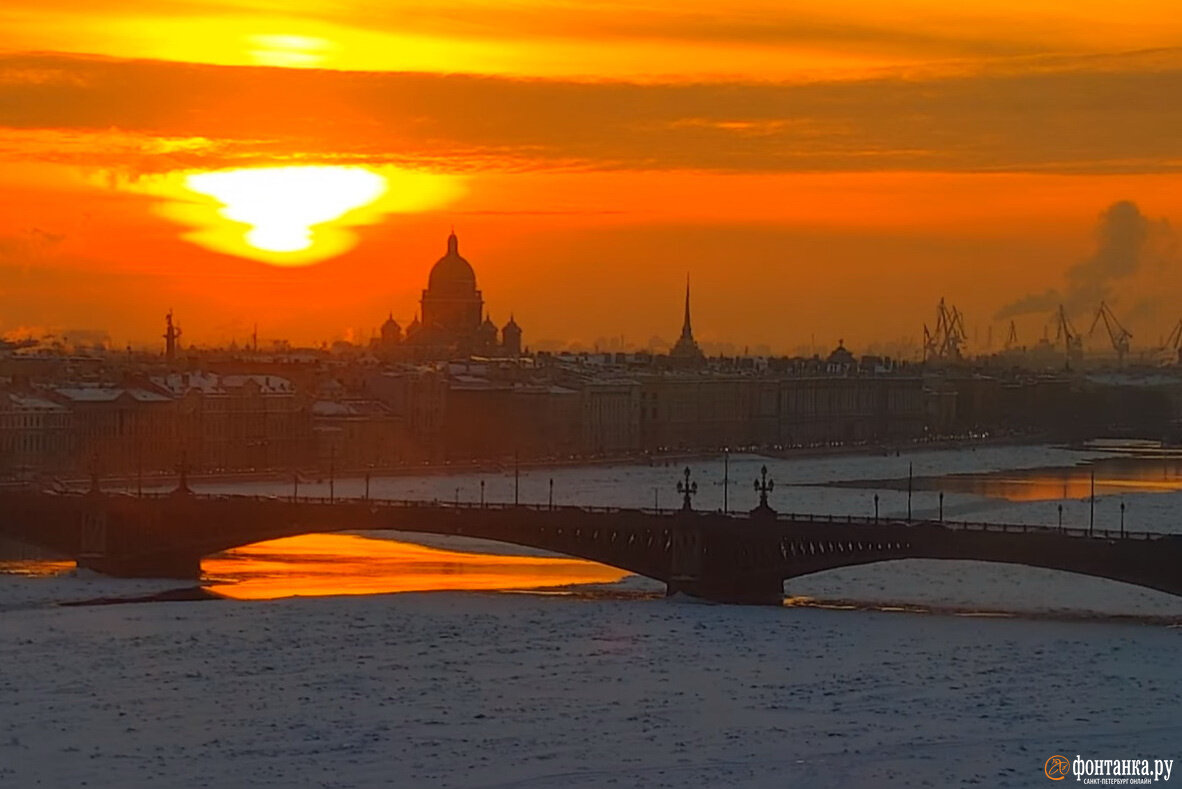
left=2, top=51, right=1181, bottom=175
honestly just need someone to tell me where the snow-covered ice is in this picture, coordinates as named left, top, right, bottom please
left=2, top=589, right=1180, bottom=789
left=5, top=443, right=1182, bottom=787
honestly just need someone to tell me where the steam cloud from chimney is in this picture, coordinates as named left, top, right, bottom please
left=995, top=200, right=1174, bottom=322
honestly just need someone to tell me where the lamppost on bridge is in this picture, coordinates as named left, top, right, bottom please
left=907, top=462, right=913, bottom=521
left=364, top=464, right=372, bottom=501
left=677, top=467, right=698, bottom=511
left=939, top=491, right=944, bottom=523
left=1120, top=500, right=1126, bottom=538
left=480, top=479, right=485, bottom=508
left=874, top=493, right=879, bottom=523
left=723, top=450, right=729, bottom=514
left=293, top=471, right=299, bottom=502
left=1089, top=468, right=1095, bottom=537
left=176, top=449, right=191, bottom=495
left=753, top=465, right=774, bottom=514
left=88, top=451, right=100, bottom=495
left=1058, top=503, right=1063, bottom=532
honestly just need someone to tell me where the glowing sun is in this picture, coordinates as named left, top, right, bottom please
left=144, top=165, right=463, bottom=266
left=185, top=166, right=386, bottom=253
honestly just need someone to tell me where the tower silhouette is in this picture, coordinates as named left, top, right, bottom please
left=670, top=274, right=704, bottom=362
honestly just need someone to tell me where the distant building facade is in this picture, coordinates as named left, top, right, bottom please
left=0, top=390, right=70, bottom=473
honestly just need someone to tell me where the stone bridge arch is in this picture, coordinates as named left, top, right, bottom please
left=1, top=491, right=1180, bottom=605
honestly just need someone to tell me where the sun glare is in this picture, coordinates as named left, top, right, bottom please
left=247, top=34, right=333, bottom=68
left=184, top=166, right=386, bottom=253
left=131, top=165, right=464, bottom=265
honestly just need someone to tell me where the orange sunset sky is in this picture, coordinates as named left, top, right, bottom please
left=1, top=0, right=1180, bottom=356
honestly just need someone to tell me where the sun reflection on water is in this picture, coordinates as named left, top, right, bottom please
left=925, top=465, right=1182, bottom=502
left=203, top=533, right=629, bottom=600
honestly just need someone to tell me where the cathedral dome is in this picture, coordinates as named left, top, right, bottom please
left=427, top=231, right=477, bottom=294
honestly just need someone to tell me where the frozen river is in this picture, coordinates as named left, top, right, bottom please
left=2, top=443, right=1181, bottom=787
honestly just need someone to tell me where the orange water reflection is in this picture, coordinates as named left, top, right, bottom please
left=0, top=559, right=74, bottom=577
left=203, top=533, right=629, bottom=600
left=928, top=464, right=1182, bottom=502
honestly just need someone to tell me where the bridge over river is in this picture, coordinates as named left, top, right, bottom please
left=3, top=476, right=1181, bottom=604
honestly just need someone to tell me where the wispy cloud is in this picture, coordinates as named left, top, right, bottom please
left=0, top=0, right=1145, bottom=61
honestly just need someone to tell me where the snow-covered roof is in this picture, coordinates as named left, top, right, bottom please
left=311, top=399, right=393, bottom=418
left=150, top=372, right=225, bottom=395
left=221, top=374, right=294, bottom=394
left=2, top=393, right=67, bottom=412
left=514, top=384, right=578, bottom=396
left=1085, top=372, right=1182, bottom=388
left=53, top=387, right=172, bottom=403
left=449, top=374, right=504, bottom=390
left=311, top=400, right=355, bottom=416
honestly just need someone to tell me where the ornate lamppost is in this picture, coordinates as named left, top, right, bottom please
left=722, top=450, right=729, bottom=513
left=328, top=445, right=335, bottom=504
left=753, top=465, right=774, bottom=513
left=677, top=466, right=698, bottom=511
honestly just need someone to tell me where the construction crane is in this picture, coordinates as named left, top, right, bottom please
left=1052, top=305, right=1083, bottom=367
left=1004, top=320, right=1019, bottom=351
left=1159, top=318, right=1182, bottom=365
left=1088, top=300, right=1132, bottom=366
left=922, top=298, right=967, bottom=362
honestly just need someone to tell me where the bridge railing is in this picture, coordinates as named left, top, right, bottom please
left=770, top=510, right=1163, bottom=541
left=31, top=489, right=1175, bottom=542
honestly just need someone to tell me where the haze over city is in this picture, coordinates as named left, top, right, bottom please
left=2, top=0, right=1182, bottom=353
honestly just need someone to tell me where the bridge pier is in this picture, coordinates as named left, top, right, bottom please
left=77, top=552, right=203, bottom=580
left=666, top=573, right=784, bottom=606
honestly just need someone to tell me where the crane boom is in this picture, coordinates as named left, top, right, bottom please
left=1004, top=320, right=1018, bottom=350
left=1088, top=301, right=1132, bottom=365
left=1164, top=319, right=1182, bottom=350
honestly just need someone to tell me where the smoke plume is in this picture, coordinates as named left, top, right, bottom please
left=995, top=200, right=1172, bottom=321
